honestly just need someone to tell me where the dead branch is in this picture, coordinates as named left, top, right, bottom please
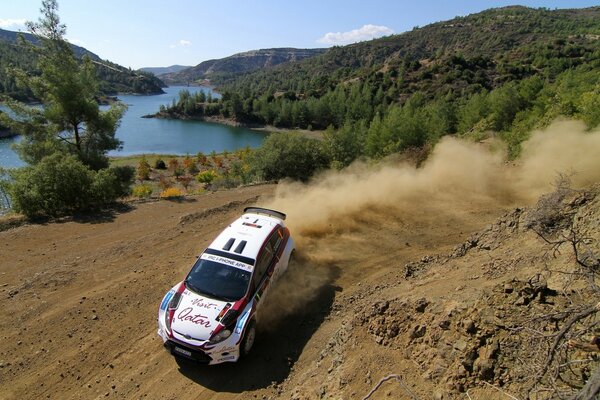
left=572, top=363, right=600, bottom=400
left=362, top=374, right=419, bottom=400
left=529, top=303, right=600, bottom=395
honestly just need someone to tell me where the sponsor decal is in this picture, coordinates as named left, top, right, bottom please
left=201, top=253, right=253, bottom=272
left=235, top=310, right=250, bottom=334
left=176, top=307, right=212, bottom=328
left=160, top=290, right=174, bottom=311
left=190, top=298, right=219, bottom=310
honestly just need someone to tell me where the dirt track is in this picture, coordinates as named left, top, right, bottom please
left=0, top=178, right=516, bottom=400
left=2, top=123, right=600, bottom=399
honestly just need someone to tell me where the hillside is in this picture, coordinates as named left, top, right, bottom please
left=156, top=5, right=598, bottom=162
left=217, top=6, right=600, bottom=95
left=0, top=28, right=165, bottom=100
left=161, top=48, right=326, bottom=84
left=1, top=152, right=598, bottom=399
left=140, top=65, right=192, bottom=76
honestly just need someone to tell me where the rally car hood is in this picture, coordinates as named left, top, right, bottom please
left=170, top=288, right=230, bottom=342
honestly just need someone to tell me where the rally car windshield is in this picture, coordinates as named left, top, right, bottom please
left=185, top=258, right=251, bottom=302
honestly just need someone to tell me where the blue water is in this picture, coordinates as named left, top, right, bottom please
left=0, top=86, right=266, bottom=168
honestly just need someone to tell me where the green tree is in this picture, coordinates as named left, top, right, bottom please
left=6, top=153, right=122, bottom=218
left=324, top=120, right=366, bottom=168
left=249, top=132, right=330, bottom=181
left=0, top=0, right=126, bottom=170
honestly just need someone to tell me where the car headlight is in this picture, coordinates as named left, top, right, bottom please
left=220, top=309, right=239, bottom=326
left=165, top=291, right=182, bottom=333
left=209, top=329, right=232, bottom=344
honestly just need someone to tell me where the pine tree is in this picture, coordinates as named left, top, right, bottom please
left=0, top=0, right=126, bottom=170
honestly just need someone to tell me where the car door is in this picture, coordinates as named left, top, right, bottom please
left=252, top=227, right=284, bottom=310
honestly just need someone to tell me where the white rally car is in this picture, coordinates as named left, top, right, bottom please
left=157, top=207, right=294, bottom=364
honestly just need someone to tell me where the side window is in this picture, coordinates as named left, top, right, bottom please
left=251, top=228, right=283, bottom=291
left=268, top=228, right=283, bottom=254
left=252, top=241, right=273, bottom=290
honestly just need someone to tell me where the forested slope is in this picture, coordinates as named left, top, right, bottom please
left=0, top=28, right=165, bottom=100
left=160, top=6, right=600, bottom=161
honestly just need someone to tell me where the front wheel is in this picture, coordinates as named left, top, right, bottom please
left=240, top=320, right=256, bottom=357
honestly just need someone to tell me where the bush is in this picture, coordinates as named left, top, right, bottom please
left=249, top=132, right=330, bottom=181
left=196, top=170, right=218, bottom=184
left=108, top=165, right=135, bottom=197
left=158, top=175, right=172, bottom=190
left=137, top=156, right=151, bottom=180
left=188, top=163, right=199, bottom=175
left=132, top=184, right=153, bottom=198
left=7, top=154, right=122, bottom=218
left=155, top=159, right=166, bottom=169
left=174, top=167, right=185, bottom=179
left=167, top=158, right=179, bottom=172
left=179, top=175, right=193, bottom=191
left=211, top=174, right=241, bottom=190
left=196, top=152, right=207, bottom=165
left=159, top=187, right=183, bottom=199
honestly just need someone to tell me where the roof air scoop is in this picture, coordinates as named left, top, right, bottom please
left=223, top=238, right=235, bottom=251
left=234, top=240, right=247, bottom=254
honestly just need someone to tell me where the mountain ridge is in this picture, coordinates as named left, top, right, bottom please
left=161, top=47, right=326, bottom=84
left=140, top=65, right=192, bottom=77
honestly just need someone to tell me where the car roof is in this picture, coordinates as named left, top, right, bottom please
left=206, top=210, right=284, bottom=262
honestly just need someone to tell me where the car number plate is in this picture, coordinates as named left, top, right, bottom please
left=174, top=346, right=192, bottom=357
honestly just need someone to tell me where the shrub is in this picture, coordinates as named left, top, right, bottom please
left=211, top=174, right=241, bottom=190
left=107, top=165, right=135, bottom=197
left=91, top=168, right=120, bottom=204
left=188, top=163, right=199, bottom=175
left=179, top=175, right=193, bottom=191
left=132, top=184, right=153, bottom=198
left=196, top=170, right=218, bottom=184
left=183, top=155, right=194, bottom=170
left=167, top=158, right=179, bottom=172
left=155, top=159, right=166, bottom=169
left=137, top=156, right=151, bottom=180
left=196, top=152, right=207, bottom=165
left=158, top=175, right=172, bottom=190
left=6, top=154, right=122, bottom=218
left=249, top=132, right=330, bottom=181
left=160, top=187, right=183, bottom=199
left=212, top=155, right=223, bottom=169
left=174, top=167, right=185, bottom=179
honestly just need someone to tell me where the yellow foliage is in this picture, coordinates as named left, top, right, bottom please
left=159, top=187, right=183, bottom=199
left=132, top=184, right=153, bottom=198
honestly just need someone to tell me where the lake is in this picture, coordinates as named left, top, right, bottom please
left=0, top=86, right=266, bottom=169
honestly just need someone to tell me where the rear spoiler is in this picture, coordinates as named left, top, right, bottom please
left=244, top=207, right=286, bottom=221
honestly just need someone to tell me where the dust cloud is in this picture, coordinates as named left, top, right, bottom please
left=259, top=120, right=600, bottom=323
left=270, top=120, right=600, bottom=238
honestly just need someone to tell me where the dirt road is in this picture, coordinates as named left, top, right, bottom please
left=0, top=176, right=515, bottom=400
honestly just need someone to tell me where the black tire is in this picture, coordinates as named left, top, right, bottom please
left=240, top=319, right=256, bottom=357
left=287, top=249, right=297, bottom=272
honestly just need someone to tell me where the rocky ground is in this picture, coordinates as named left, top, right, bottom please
left=0, top=181, right=598, bottom=399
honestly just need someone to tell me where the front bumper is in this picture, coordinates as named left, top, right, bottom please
left=163, top=340, right=213, bottom=363
left=157, top=325, right=241, bottom=365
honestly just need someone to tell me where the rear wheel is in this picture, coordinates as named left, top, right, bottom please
left=240, top=320, right=256, bottom=357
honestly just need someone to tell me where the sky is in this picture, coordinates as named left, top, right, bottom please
left=0, top=1, right=598, bottom=70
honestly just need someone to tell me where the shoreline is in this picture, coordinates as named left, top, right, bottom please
left=0, top=129, right=17, bottom=139
left=145, top=112, right=325, bottom=140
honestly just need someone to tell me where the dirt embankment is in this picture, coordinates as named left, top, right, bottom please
left=1, top=120, right=599, bottom=399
